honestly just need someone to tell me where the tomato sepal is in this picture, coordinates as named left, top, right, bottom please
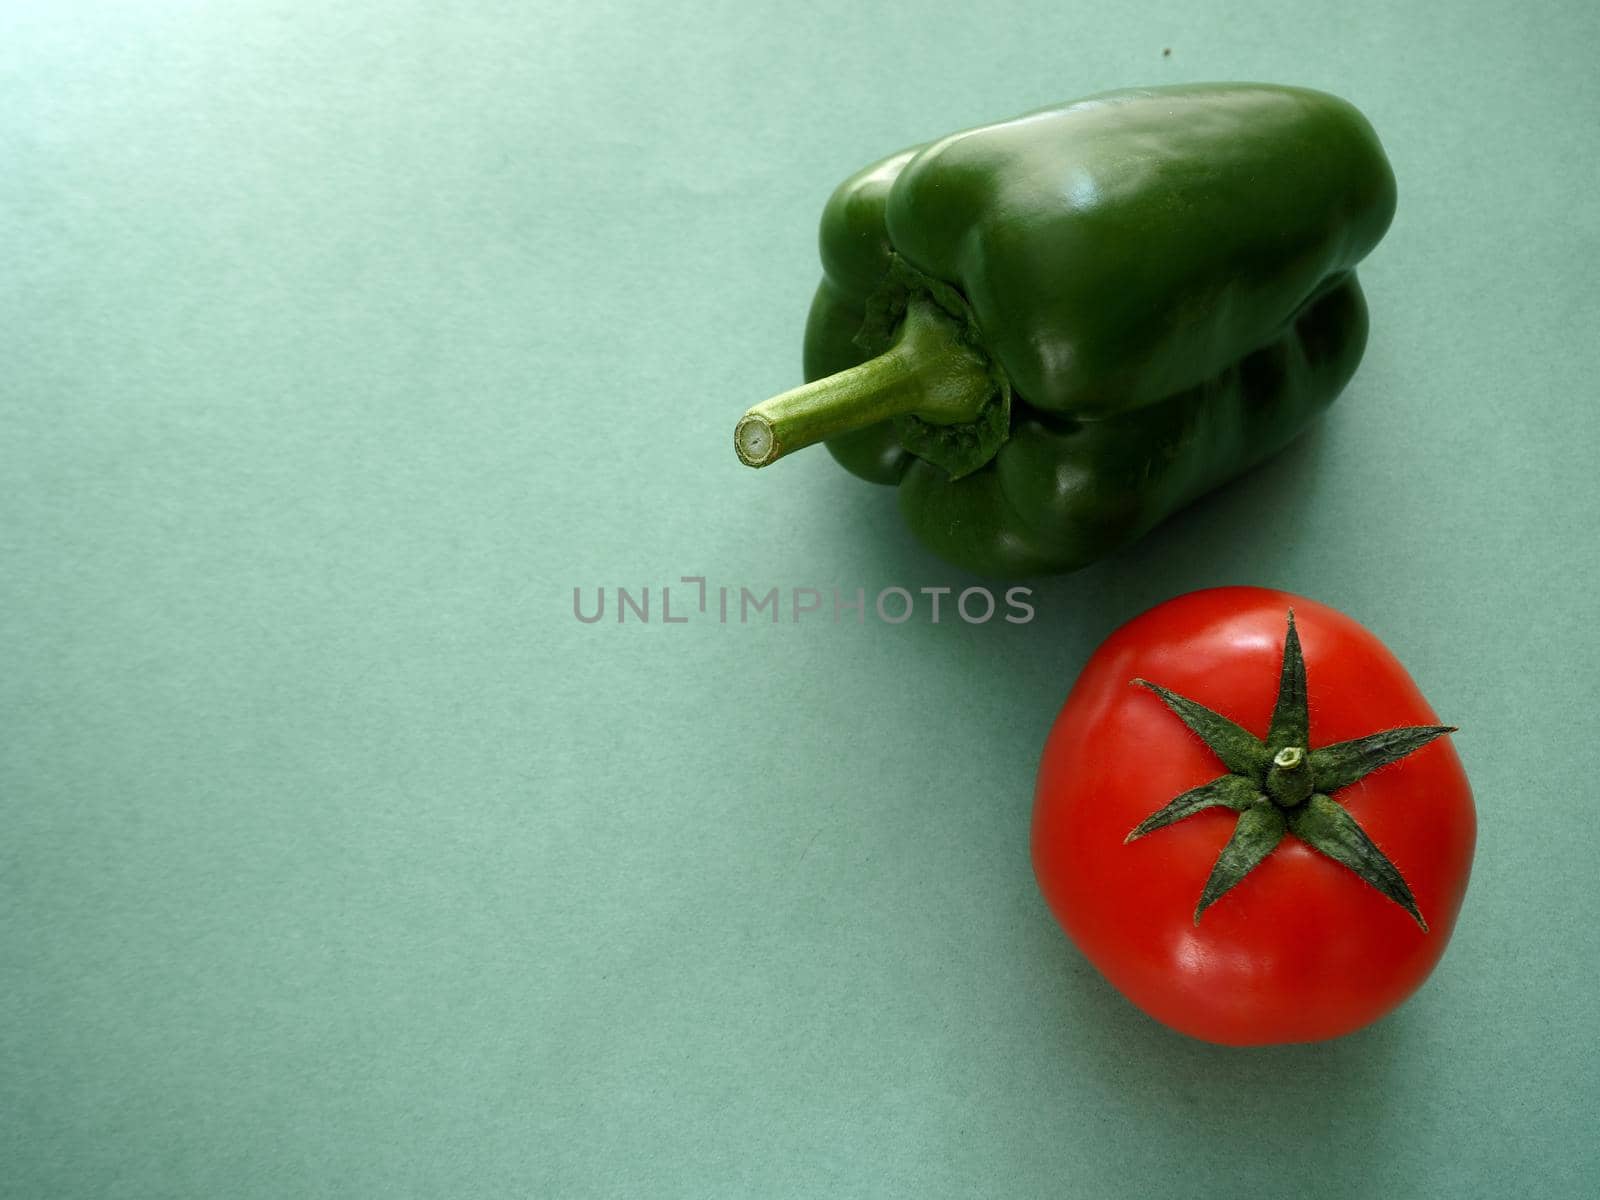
left=1264, top=610, right=1311, bottom=752
left=1131, top=679, right=1266, bottom=780
left=1124, top=773, right=1260, bottom=843
left=1126, top=610, right=1457, bottom=931
left=1194, top=801, right=1287, bottom=924
left=1309, top=726, right=1459, bottom=794
left=1288, top=794, right=1429, bottom=931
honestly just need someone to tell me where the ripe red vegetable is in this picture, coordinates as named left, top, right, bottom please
left=1032, top=588, right=1475, bottom=1045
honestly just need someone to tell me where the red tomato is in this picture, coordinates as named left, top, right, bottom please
left=1032, top=587, right=1475, bottom=1046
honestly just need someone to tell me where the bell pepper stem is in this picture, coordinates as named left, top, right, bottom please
left=735, top=297, right=993, bottom=468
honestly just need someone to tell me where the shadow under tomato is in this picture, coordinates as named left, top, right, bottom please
left=1017, top=891, right=1432, bottom=1196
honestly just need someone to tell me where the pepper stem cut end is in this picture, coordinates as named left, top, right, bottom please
left=735, top=414, right=777, bottom=467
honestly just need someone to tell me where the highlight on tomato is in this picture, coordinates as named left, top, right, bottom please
left=1032, top=587, right=1476, bottom=1046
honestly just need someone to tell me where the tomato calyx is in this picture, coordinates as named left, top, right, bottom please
left=1125, top=611, right=1457, bottom=931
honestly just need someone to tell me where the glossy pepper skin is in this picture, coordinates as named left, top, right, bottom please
left=735, top=84, right=1397, bottom=576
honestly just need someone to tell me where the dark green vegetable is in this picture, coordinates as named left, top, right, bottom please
left=733, top=84, right=1396, bottom=576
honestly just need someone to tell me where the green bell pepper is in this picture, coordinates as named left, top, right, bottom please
left=733, top=84, right=1396, bottom=576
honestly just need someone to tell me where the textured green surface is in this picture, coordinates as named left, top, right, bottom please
left=2, top=1, right=1597, bottom=1196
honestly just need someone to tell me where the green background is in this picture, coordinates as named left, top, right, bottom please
left=3, top=1, right=1596, bottom=1195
